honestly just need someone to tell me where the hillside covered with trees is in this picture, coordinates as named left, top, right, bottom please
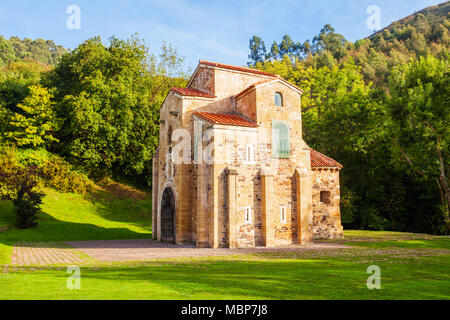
left=247, top=1, right=449, bottom=234
left=0, top=36, right=67, bottom=68
left=0, top=36, right=186, bottom=228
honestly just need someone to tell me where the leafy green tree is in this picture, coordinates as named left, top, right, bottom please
left=0, top=59, right=49, bottom=112
left=248, top=36, right=267, bottom=66
left=5, top=85, right=59, bottom=148
left=0, top=60, right=50, bottom=143
left=312, top=24, right=349, bottom=60
left=247, top=3, right=450, bottom=234
left=269, top=41, right=280, bottom=60
left=0, top=146, right=44, bottom=229
left=0, top=36, right=16, bottom=68
left=389, top=55, right=449, bottom=233
left=7, top=36, right=66, bottom=66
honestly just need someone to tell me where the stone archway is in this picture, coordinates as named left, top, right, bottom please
left=160, top=187, right=176, bottom=243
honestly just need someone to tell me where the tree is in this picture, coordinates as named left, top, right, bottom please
left=269, top=41, right=280, bottom=60
left=5, top=85, right=59, bottom=148
left=312, top=24, right=348, bottom=60
left=7, top=36, right=66, bottom=66
left=0, top=146, right=44, bottom=229
left=0, top=59, right=50, bottom=143
left=248, top=36, right=267, bottom=66
left=246, top=4, right=450, bottom=234
left=44, top=35, right=186, bottom=185
left=389, top=55, right=449, bottom=233
left=0, top=36, right=16, bottom=68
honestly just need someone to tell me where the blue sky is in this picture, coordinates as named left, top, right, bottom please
left=0, top=0, right=445, bottom=69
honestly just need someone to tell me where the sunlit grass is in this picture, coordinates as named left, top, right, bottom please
left=0, top=190, right=449, bottom=300
left=0, top=189, right=152, bottom=243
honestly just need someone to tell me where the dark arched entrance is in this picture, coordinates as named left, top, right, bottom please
left=161, top=187, right=175, bottom=243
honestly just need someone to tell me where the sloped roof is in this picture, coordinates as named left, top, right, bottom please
left=193, top=111, right=257, bottom=128
left=171, top=87, right=216, bottom=98
left=199, top=60, right=277, bottom=77
left=310, top=150, right=343, bottom=169
left=235, top=79, right=277, bottom=99
left=235, top=77, right=304, bottom=100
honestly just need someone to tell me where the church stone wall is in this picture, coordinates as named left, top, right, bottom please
left=311, top=168, right=343, bottom=240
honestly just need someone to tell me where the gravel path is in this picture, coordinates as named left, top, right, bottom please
left=66, top=239, right=347, bottom=262
left=8, top=239, right=348, bottom=266
left=11, top=242, right=88, bottom=266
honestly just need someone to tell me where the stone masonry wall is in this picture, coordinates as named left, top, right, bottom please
left=311, top=168, right=343, bottom=240
left=154, top=62, right=343, bottom=248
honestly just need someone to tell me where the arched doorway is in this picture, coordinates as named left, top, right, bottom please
left=160, top=187, right=175, bottom=243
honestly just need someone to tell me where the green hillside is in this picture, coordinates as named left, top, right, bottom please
left=0, top=36, right=67, bottom=68
left=369, top=1, right=450, bottom=40
left=247, top=2, right=450, bottom=235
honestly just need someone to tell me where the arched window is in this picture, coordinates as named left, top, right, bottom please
left=272, top=121, right=290, bottom=158
left=274, top=92, right=283, bottom=107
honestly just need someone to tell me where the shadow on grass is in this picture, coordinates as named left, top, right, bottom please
left=0, top=210, right=152, bottom=244
left=90, top=197, right=152, bottom=226
left=9, top=256, right=450, bottom=300
left=6, top=259, right=368, bottom=299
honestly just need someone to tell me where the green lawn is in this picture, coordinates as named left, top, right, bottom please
left=0, top=188, right=152, bottom=243
left=0, top=187, right=152, bottom=265
left=0, top=189, right=449, bottom=300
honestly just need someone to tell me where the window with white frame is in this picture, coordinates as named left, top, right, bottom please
left=245, top=207, right=252, bottom=223
left=280, top=207, right=287, bottom=223
left=245, top=144, right=254, bottom=163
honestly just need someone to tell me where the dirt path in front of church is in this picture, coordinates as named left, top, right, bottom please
left=65, top=239, right=348, bottom=262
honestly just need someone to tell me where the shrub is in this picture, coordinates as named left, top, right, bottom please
left=15, top=148, right=52, bottom=168
left=0, top=145, right=18, bottom=199
left=0, top=149, right=44, bottom=229
left=11, top=168, right=44, bottom=229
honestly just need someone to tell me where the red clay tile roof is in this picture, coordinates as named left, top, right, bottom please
left=193, top=111, right=257, bottom=128
left=199, top=60, right=277, bottom=78
left=310, top=150, right=343, bottom=169
left=171, top=87, right=216, bottom=98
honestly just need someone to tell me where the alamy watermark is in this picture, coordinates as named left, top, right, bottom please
left=366, top=5, right=381, bottom=32
left=66, top=5, right=81, bottom=30
left=66, top=266, right=81, bottom=289
left=366, top=265, right=381, bottom=290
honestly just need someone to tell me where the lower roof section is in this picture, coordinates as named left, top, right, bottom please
left=310, top=150, right=343, bottom=169
left=193, top=111, right=257, bottom=128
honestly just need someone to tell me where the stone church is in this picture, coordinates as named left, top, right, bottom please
left=152, top=60, right=343, bottom=248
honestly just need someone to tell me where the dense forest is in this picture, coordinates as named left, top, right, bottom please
left=0, top=2, right=448, bottom=233
left=0, top=36, right=66, bottom=67
left=248, top=1, right=449, bottom=234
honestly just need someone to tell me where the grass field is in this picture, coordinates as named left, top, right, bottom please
left=0, top=187, right=449, bottom=300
